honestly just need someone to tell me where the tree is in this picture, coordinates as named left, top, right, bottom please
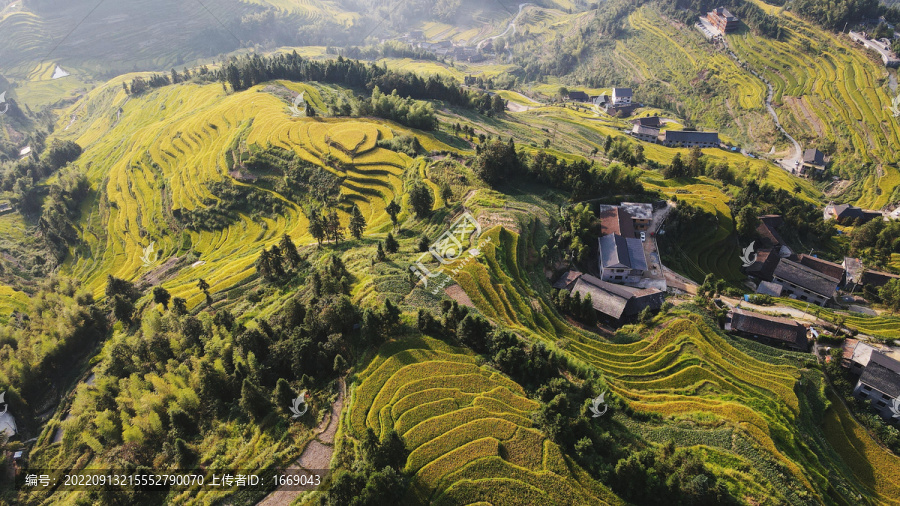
left=375, top=242, right=386, bottom=262
left=638, top=306, right=654, bottom=326
left=152, top=286, right=171, bottom=310
left=408, top=182, right=434, bottom=218
left=385, top=200, right=401, bottom=229
left=112, top=294, right=134, bottom=324
left=307, top=208, right=326, bottom=245
left=880, top=279, right=900, bottom=314
left=384, top=232, right=399, bottom=254
left=273, top=378, right=296, bottom=417
left=735, top=206, right=760, bottom=239
left=305, top=103, right=316, bottom=117
left=279, top=234, right=302, bottom=270
left=240, top=378, right=270, bottom=421
left=349, top=204, right=366, bottom=239
left=325, top=210, right=344, bottom=243
left=174, top=439, right=196, bottom=468
left=197, top=278, right=210, bottom=292
left=474, top=139, right=519, bottom=186
left=457, top=314, right=492, bottom=353
left=687, top=146, right=703, bottom=176
left=171, top=297, right=188, bottom=316
left=662, top=153, right=686, bottom=179
left=417, top=235, right=430, bottom=252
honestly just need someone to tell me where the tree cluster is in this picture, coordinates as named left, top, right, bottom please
left=528, top=150, right=643, bottom=201
left=220, top=52, right=494, bottom=112
left=174, top=179, right=285, bottom=231
left=551, top=288, right=598, bottom=326
left=357, top=87, right=438, bottom=130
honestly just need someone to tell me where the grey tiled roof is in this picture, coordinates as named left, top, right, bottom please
left=730, top=309, right=807, bottom=347
left=662, top=130, right=719, bottom=144
left=773, top=258, right=839, bottom=297
left=859, top=363, right=900, bottom=399
left=599, top=234, right=647, bottom=271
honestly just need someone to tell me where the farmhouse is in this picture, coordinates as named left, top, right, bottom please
left=630, top=124, right=660, bottom=143
left=568, top=90, right=590, bottom=102
left=861, top=269, right=900, bottom=289
left=755, top=280, right=783, bottom=297
left=611, top=87, right=632, bottom=105
left=850, top=349, right=900, bottom=426
left=0, top=394, right=16, bottom=437
left=565, top=272, right=664, bottom=323
left=634, top=116, right=662, bottom=128
left=597, top=206, right=636, bottom=238
left=746, top=249, right=780, bottom=281
left=725, top=308, right=809, bottom=351
left=707, top=7, right=739, bottom=34
left=660, top=130, right=720, bottom=148
left=799, top=148, right=825, bottom=176
left=598, top=233, right=648, bottom=285
left=824, top=202, right=882, bottom=224
left=797, top=254, right=845, bottom=286
left=756, top=215, right=792, bottom=256
left=619, top=202, right=653, bottom=231
left=772, top=258, right=840, bottom=306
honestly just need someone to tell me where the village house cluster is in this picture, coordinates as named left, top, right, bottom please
left=745, top=215, right=900, bottom=307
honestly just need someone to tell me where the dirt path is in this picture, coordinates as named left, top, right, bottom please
left=476, top=2, right=533, bottom=55
left=257, top=379, right=346, bottom=506
left=724, top=50, right=802, bottom=170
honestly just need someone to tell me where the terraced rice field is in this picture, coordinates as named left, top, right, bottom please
left=727, top=8, right=900, bottom=209
left=0, top=284, right=28, bottom=325
left=775, top=298, right=900, bottom=340
left=350, top=336, right=623, bottom=505
left=823, top=391, right=900, bottom=504
left=54, top=80, right=455, bottom=305
left=644, top=180, right=745, bottom=284
left=449, top=222, right=896, bottom=502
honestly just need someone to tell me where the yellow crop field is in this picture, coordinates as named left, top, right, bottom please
left=350, top=336, right=620, bottom=505
left=0, top=284, right=28, bottom=325
left=48, top=79, right=458, bottom=304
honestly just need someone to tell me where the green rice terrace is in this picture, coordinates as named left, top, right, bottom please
left=2, top=0, right=900, bottom=504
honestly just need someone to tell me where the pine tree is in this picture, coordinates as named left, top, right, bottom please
left=349, top=204, right=366, bottom=239
left=273, top=378, right=296, bottom=416
left=153, top=286, right=171, bottom=310
left=240, top=378, right=270, bottom=421
left=385, top=200, right=401, bottom=229
left=307, top=208, right=326, bottom=245
left=376, top=242, right=386, bottom=262
left=325, top=210, right=344, bottom=243
left=279, top=233, right=302, bottom=270
left=171, top=297, right=188, bottom=316
left=270, top=245, right=286, bottom=277
left=384, top=232, right=399, bottom=253
left=256, top=248, right=273, bottom=280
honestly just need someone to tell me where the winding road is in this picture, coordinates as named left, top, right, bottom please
left=726, top=51, right=802, bottom=170
left=476, top=3, right=533, bottom=52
